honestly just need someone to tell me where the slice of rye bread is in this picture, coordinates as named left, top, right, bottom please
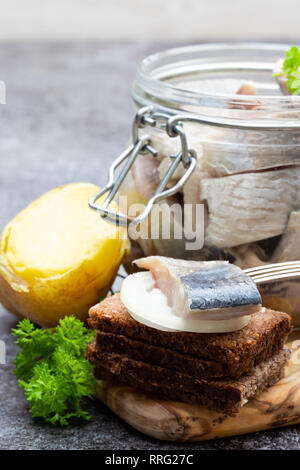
left=88, top=294, right=292, bottom=377
left=96, top=330, right=228, bottom=378
left=87, top=341, right=290, bottom=414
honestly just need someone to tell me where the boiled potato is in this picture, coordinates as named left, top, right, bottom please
left=0, top=183, right=129, bottom=327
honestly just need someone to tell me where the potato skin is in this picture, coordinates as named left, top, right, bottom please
left=0, top=183, right=130, bottom=327
left=0, top=251, right=123, bottom=327
left=0, top=274, right=24, bottom=320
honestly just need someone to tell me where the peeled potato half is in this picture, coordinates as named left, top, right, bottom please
left=0, top=183, right=129, bottom=327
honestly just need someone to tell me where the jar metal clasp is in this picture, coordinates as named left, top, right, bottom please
left=89, top=106, right=197, bottom=227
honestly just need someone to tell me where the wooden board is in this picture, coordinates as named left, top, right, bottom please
left=96, top=332, right=300, bottom=442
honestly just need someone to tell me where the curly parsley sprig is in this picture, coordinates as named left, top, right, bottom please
left=273, top=46, right=300, bottom=95
left=12, top=316, right=96, bottom=426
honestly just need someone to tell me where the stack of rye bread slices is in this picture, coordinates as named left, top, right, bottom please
left=86, top=293, right=292, bottom=414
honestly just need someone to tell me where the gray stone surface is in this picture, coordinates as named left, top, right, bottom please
left=0, top=42, right=299, bottom=450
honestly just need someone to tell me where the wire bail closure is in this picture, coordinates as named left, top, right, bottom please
left=89, top=106, right=197, bottom=227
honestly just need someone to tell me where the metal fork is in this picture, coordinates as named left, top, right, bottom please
left=245, top=261, right=300, bottom=284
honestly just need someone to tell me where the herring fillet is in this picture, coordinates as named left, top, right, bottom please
left=131, top=153, right=160, bottom=200
left=134, top=256, right=261, bottom=319
left=201, top=129, right=300, bottom=179
left=272, top=210, right=300, bottom=262
left=121, top=153, right=188, bottom=259
left=199, top=170, right=296, bottom=248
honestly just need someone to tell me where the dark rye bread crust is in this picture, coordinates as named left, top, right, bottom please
left=88, top=294, right=292, bottom=377
left=87, top=341, right=290, bottom=414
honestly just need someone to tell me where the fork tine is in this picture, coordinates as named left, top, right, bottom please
left=247, top=265, right=300, bottom=277
left=250, top=266, right=300, bottom=277
left=245, top=260, right=300, bottom=276
left=251, top=270, right=300, bottom=284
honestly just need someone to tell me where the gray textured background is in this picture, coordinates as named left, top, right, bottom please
left=0, top=43, right=299, bottom=450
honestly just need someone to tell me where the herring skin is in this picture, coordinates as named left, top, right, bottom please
left=181, top=263, right=261, bottom=311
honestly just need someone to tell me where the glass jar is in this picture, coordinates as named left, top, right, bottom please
left=119, top=43, right=300, bottom=325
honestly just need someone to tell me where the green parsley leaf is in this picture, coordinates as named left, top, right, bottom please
left=274, top=46, right=300, bottom=95
left=12, top=316, right=96, bottom=426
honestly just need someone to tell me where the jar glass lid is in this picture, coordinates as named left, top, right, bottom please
left=133, top=43, right=300, bottom=129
